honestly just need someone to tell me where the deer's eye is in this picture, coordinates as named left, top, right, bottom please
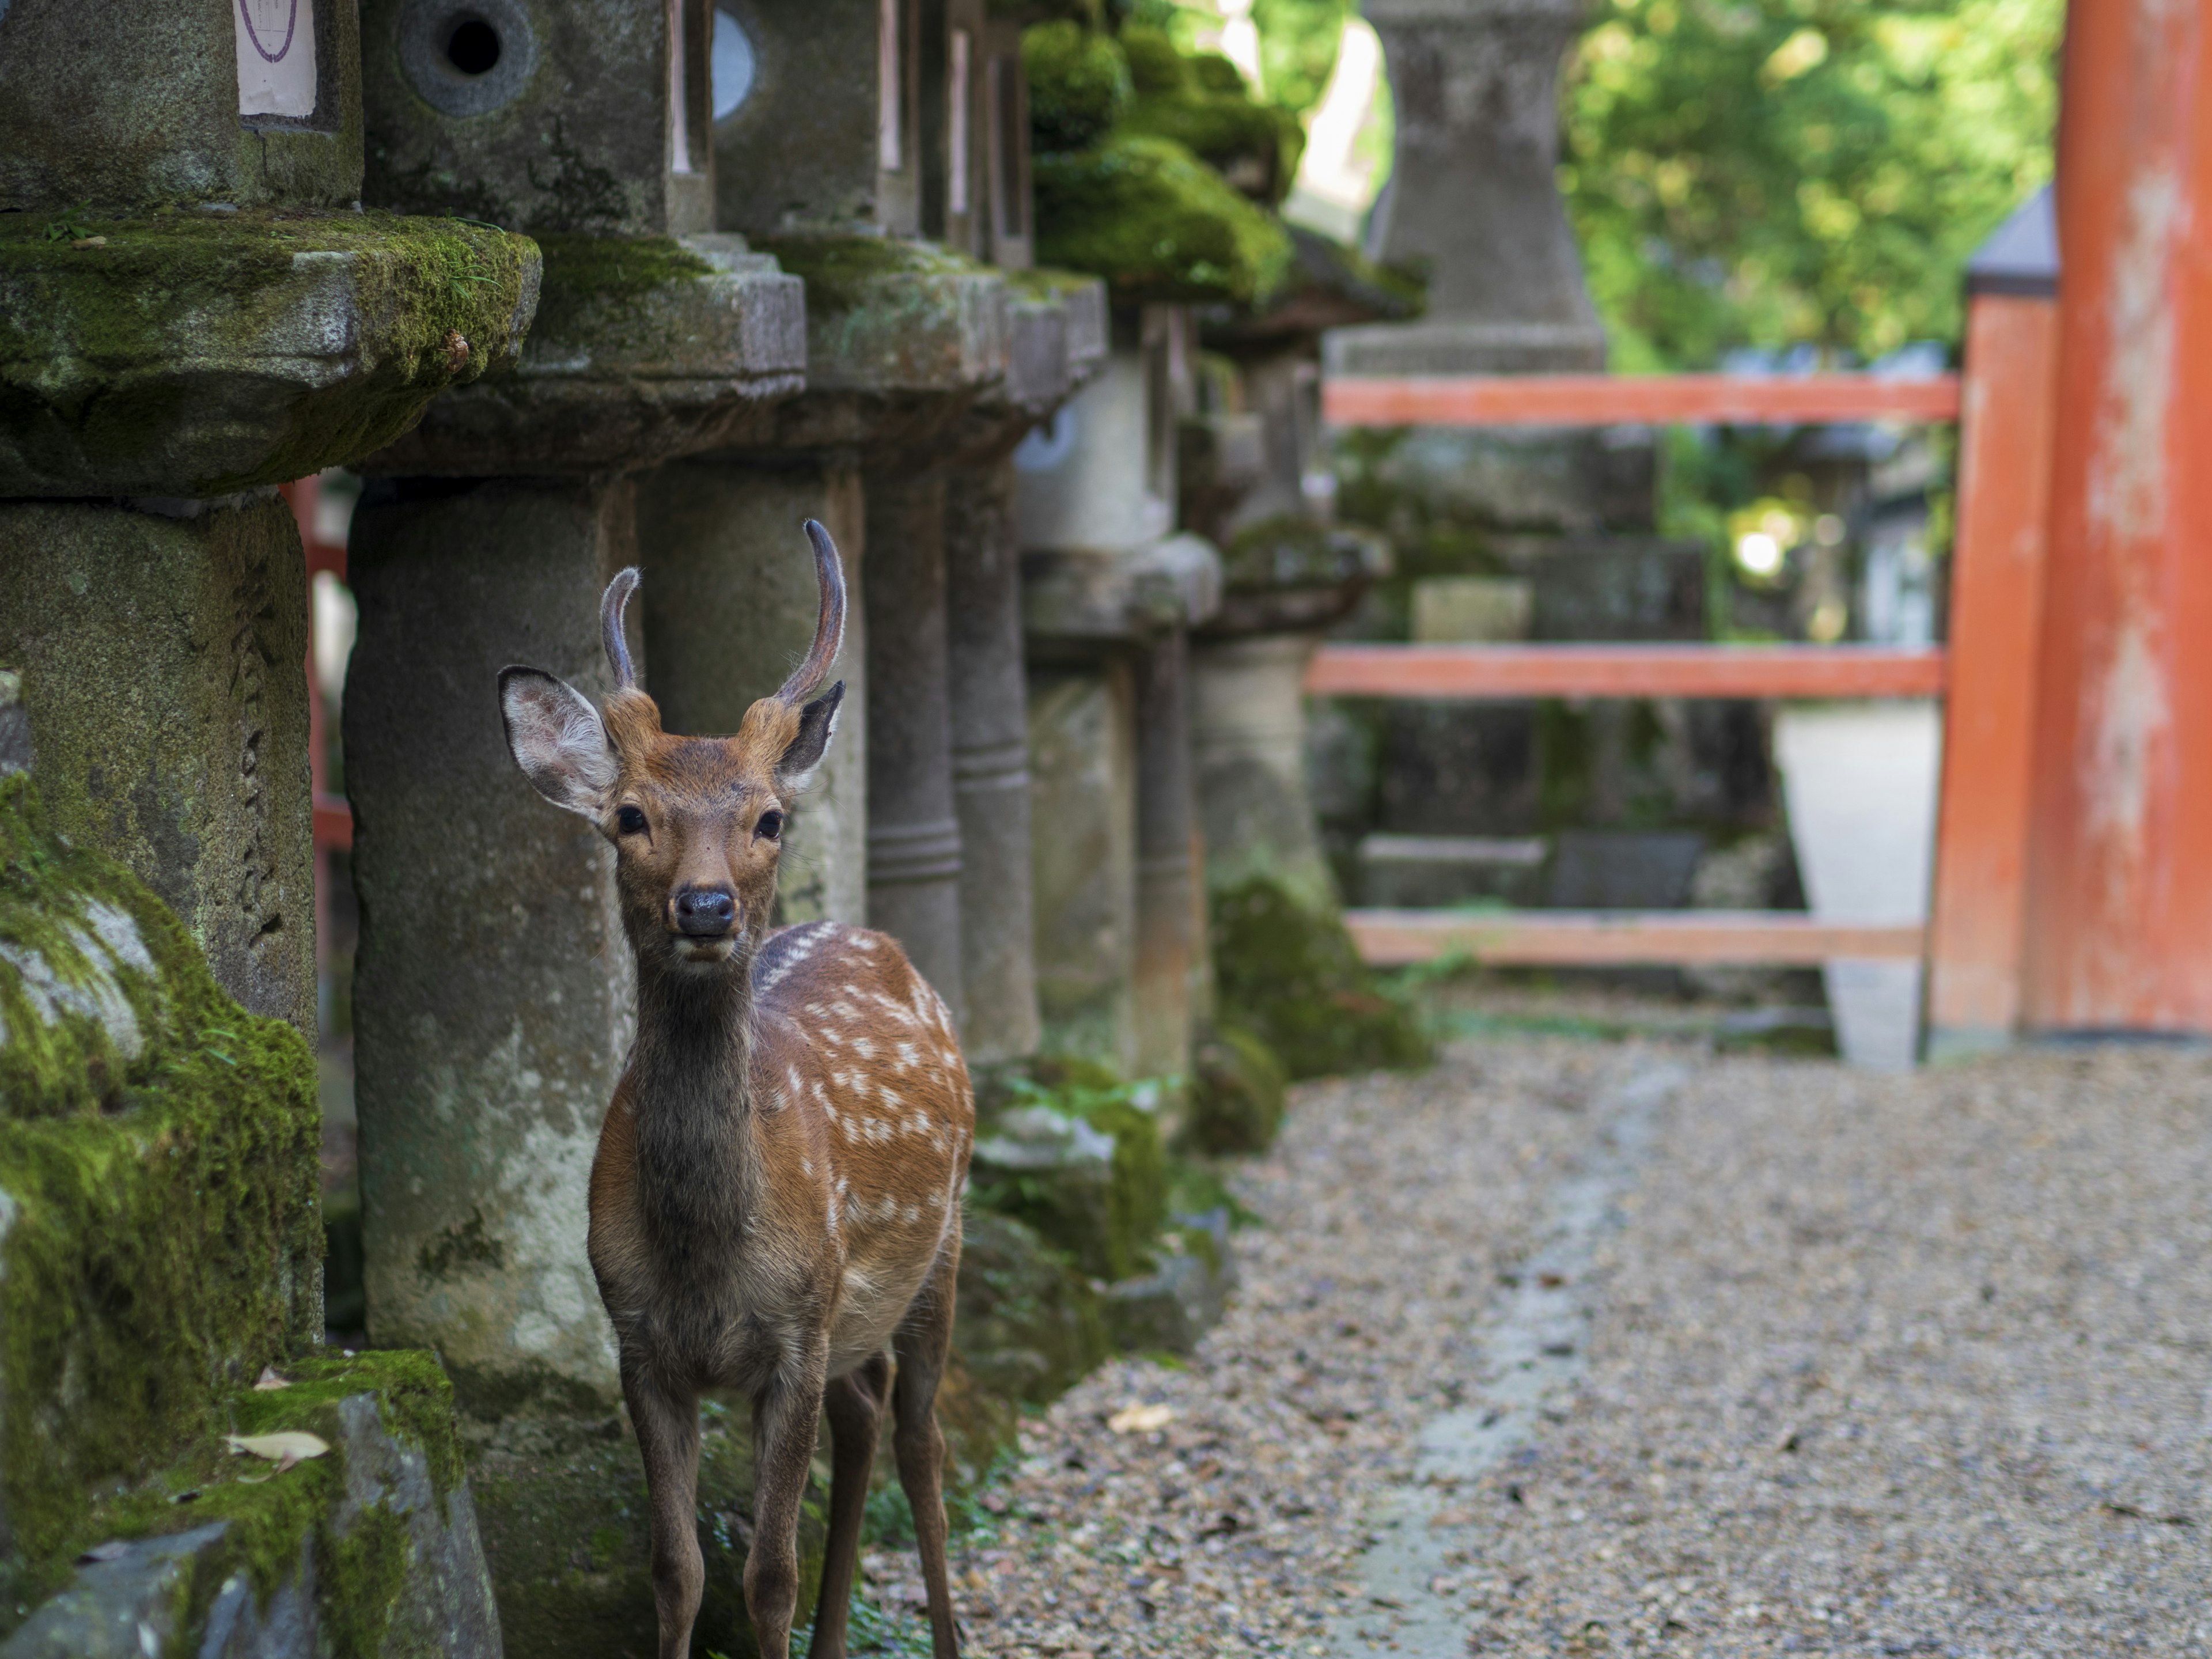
left=755, top=809, right=784, bottom=842
left=615, top=805, right=648, bottom=836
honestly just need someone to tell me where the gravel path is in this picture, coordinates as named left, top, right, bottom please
left=916, top=1039, right=2212, bottom=1658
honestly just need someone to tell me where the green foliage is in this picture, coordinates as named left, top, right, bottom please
left=1211, top=876, right=1433, bottom=1080
left=1033, top=133, right=1294, bottom=306
left=1024, top=21, right=1134, bottom=152
left=1562, top=0, right=2063, bottom=367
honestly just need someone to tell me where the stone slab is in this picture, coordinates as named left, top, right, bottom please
left=0, top=213, right=539, bottom=498
left=359, top=233, right=805, bottom=475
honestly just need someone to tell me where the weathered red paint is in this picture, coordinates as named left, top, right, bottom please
left=2022, top=0, right=2212, bottom=1032
left=1322, top=372, right=1961, bottom=429
left=1926, top=293, right=2062, bottom=1050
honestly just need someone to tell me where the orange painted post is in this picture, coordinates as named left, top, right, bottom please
left=2021, top=0, right=2212, bottom=1033
left=1304, top=643, right=1944, bottom=700
left=1321, top=372, right=1961, bottom=429
left=1925, top=195, right=2062, bottom=1058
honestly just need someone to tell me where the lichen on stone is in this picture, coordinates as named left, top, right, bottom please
left=0, top=772, right=320, bottom=1624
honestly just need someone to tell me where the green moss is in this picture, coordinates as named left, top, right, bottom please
left=1120, top=90, right=1302, bottom=203
left=1022, top=21, right=1132, bottom=153
left=1034, top=134, right=1294, bottom=307
left=1118, top=25, right=1188, bottom=94
left=524, top=231, right=719, bottom=355
left=0, top=210, right=539, bottom=493
left=1181, top=1022, right=1289, bottom=1155
left=1219, top=513, right=1387, bottom=593
left=753, top=232, right=979, bottom=315
left=0, top=774, right=321, bottom=1616
left=1211, top=875, right=1434, bottom=1080
left=5, top=1349, right=471, bottom=1653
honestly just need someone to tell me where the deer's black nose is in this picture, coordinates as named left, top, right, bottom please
left=674, top=886, right=737, bottom=937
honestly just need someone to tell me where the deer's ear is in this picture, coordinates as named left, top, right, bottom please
left=776, top=681, right=844, bottom=795
left=499, top=666, right=618, bottom=817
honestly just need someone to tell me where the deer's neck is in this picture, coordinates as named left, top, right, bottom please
left=630, top=961, right=760, bottom=1252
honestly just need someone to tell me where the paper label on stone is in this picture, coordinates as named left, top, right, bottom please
left=236, top=0, right=317, bottom=119
left=948, top=30, right=971, bottom=215
left=878, top=0, right=902, bottom=169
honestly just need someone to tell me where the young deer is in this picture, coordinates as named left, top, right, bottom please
left=498, top=522, right=973, bottom=1659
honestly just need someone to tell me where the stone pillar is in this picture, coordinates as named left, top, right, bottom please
left=1190, top=633, right=1339, bottom=911
left=637, top=461, right=870, bottom=926
left=0, top=499, right=313, bottom=1035
left=946, top=460, right=1043, bottom=1063
left=865, top=471, right=967, bottom=1024
left=0, top=0, right=534, bottom=1043
left=346, top=479, right=637, bottom=1410
left=1349, top=0, right=1603, bottom=373
left=1134, top=624, right=1198, bottom=1077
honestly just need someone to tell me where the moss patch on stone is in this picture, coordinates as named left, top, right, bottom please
left=524, top=232, right=720, bottom=355
left=1112, top=26, right=1302, bottom=204
left=1211, top=875, right=1433, bottom=1080
left=0, top=773, right=320, bottom=1618
left=753, top=232, right=982, bottom=316
left=6, top=1350, right=467, bottom=1653
left=1034, top=134, right=1293, bottom=308
left=0, top=210, right=539, bottom=494
left=1022, top=21, right=1134, bottom=153
left=1181, top=1022, right=1289, bottom=1155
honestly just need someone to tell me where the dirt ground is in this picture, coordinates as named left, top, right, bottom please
left=885, top=1031, right=2212, bottom=1657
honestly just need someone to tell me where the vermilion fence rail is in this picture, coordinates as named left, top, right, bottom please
left=1315, top=369, right=1978, bottom=987
left=1321, top=372, right=1963, bottom=429
left=1305, top=643, right=1946, bottom=701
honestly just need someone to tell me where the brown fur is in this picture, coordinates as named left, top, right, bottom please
left=501, top=543, right=969, bottom=1659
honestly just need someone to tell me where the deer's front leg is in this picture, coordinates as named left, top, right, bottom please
left=623, top=1356, right=704, bottom=1659
left=748, top=1344, right=830, bottom=1659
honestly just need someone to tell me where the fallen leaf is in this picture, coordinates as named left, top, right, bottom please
left=1108, top=1403, right=1176, bottom=1434
left=1428, top=1508, right=1477, bottom=1528
left=253, top=1367, right=290, bottom=1391
left=227, top=1431, right=329, bottom=1473
left=77, top=1540, right=130, bottom=1564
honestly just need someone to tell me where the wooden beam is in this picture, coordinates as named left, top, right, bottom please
left=314, top=794, right=354, bottom=852
left=1305, top=644, right=1946, bottom=700
left=1323, top=373, right=1963, bottom=429
left=1926, top=293, right=2061, bottom=1051
left=1346, top=909, right=1926, bottom=967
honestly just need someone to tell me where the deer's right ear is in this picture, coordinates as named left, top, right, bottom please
left=499, top=666, right=618, bottom=818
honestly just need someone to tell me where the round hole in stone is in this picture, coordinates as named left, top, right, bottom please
left=712, top=7, right=756, bottom=121
left=446, top=16, right=501, bottom=74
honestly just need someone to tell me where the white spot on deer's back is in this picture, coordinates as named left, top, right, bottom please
left=895, top=1042, right=919, bottom=1070
left=851, top=1036, right=875, bottom=1058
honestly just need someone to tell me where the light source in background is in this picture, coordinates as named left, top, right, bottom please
left=711, top=5, right=755, bottom=122
left=1281, top=18, right=1385, bottom=245
left=1729, top=501, right=1807, bottom=584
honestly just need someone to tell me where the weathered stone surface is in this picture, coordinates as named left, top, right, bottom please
left=1101, top=1238, right=1233, bottom=1355
left=359, top=233, right=805, bottom=475
left=713, top=0, right=919, bottom=239
left=1027, top=664, right=1138, bottom=1070
left=947, top=461, right=1043, bottom=1063
left=467, top=1406, right=823, bottom=1659
left=1022, top=535, right=1223, bottom=641
left=0, top=0, right=364, bottom=215
left=1, top=1522, right=238, bottom=1658
left=1133, top=627, right=1198, bottom=1078
left=347, top=479, right=632, bottom=1415
left=1014, top=339, right=1173, bottom=555
left=865, top=471, right=965, bottom=1022
left=362, top=0, right=714, bottom=236
left=942, top=1211, right=1109, bottom=1475
left=1190, top=635, right=1338, bottom=908
left=0, top=214, right=539, bottom=498
left=636, top=461, right=869, bottom=926
left=0, top=496, right=315, bottom=1033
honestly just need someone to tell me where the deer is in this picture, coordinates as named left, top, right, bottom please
left=497, top=521, right=974, bottom=1659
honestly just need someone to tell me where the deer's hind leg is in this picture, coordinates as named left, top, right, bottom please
left=808, top=1351, right=891, bottom=1659
left=892, top=1235, right=963, bottom=1659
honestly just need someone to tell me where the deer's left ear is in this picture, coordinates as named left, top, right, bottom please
left=775, top=681, right=844, bottom=795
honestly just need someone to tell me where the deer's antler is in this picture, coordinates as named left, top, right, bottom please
left=601, top=566, right=642, bottom=692
left=777, top=520, right=847, bottom=706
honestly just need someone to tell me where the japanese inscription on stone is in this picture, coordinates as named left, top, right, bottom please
left=236, top=0, right=319, bottom=119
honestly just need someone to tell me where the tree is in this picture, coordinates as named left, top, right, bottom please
left=1559, top=0, right=2063, bottom=370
